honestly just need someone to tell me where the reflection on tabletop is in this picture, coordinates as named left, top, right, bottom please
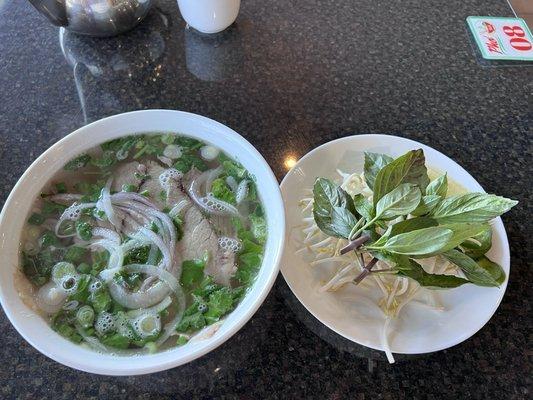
left=59, top=8, right=171, bottom=123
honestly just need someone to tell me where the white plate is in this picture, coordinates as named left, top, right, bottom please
left=0, top=110, right=285, bottom=375
left=280, top=134, right=510, bottom=356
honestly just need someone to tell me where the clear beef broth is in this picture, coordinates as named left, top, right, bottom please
left=19, top=133, right=266, bottom=354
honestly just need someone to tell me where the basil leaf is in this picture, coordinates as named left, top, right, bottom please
left=387, top=217, right=438, bottom=237
left=475, top=256, right=505, bottom=285
left=462, top=225, right=492, bottom=258
left=353, top=194, right=373, bottom=221
left=363, top=152, right=393, bottom=190
left=375, top=183, right=421, bottom=220
left=314, top=206, right=357, bottom=239
left=371, top=250, right=409, bottom=267
left=426, top=173, right=448, bottom=197
left=396, top=258, right=469, bottom=289
left=313, top=178, right=355, bottom=215
left=443, top=249, right=499, bottom=287
left=411, top=194, right=441, bottom=216
left=429, top=193, right=518, bottom=224
left=438, top=223, right=488, bottom=253
left=372, top=149, right=430, bottom=206
left=368, top=227, right=453, bottom=257
left=313, top=178, right=357, bottom=238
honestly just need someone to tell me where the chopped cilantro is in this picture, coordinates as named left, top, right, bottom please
left=64, top=154, right=91, bottom=171
left=211, top=178, right=236, bottom=205
left=28, top=213, right=45, bottom=225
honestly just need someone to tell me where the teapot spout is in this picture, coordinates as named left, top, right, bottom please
left=28, top=0, right=67, bottom=27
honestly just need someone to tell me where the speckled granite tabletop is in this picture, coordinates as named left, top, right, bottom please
left=0, top=0, right=531, bottom=398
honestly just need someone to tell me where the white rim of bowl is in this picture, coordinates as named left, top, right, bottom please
left=0, top=109, right=285, bottom=375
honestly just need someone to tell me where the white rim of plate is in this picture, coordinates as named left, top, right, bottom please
left=280, top=133, right=510, bottom=355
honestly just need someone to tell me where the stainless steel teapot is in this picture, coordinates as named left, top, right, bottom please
left=28, top=0, right=153, bottom=37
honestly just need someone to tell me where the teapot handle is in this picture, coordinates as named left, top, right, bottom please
left=28, top=0, right=68, bottom=27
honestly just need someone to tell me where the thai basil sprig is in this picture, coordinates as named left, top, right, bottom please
left=312, top=149, right=517, bottom=288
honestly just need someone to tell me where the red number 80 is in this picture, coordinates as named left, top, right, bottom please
left=502, top=25, right=532, bottom=51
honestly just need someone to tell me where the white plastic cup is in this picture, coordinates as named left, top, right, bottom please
left=177, top=0, right=240, bottom=34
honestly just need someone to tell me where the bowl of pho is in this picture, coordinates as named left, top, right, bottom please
left=0, top=109, right=284, bottom=375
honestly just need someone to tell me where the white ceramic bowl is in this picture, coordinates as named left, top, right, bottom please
left=280, top=134, right=510, bottom=357
left=0, top=110, right=285, bottom=375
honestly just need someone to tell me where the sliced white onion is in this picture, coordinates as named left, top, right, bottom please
left=225, top=176, right=238, bottom=192
left=206, top=166, right=223, bottom=193
left=127, top=295, right=172, bottom=318
left=168, top=199, right=190, bottom=218
left=155, top=286, right=186, bottom=346
left=112, top=191, right=158, bottom=209
left=134, top=228, right=172, bottom=271
left=35, top=281, right=67, bottom=314
left=124, top=264, right=180, bottom=291
left=92, top=227, right=121, bottom=244
left=147, top=244, right=158, bottom=266
left=48, top=193, right=83, bottom=204
left=199, top=194, right=240, bottom=217
left=91, top=239, right=124, bottom=282
left=108, top=281, right=170, bottom=309
left=96, top=182, right=121, bottom=228
left=143, top=208, right=176, bottom=247
left=235, top=179, right=249, bottom=204
left=55, top=202, right=96, bottom=237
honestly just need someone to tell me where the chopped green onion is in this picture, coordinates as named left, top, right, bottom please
left=64, top=246, right=87, bottom=263
left=122, top=183, right=137, bottom=192
left=52, top=262, right=77, bottom=285
left=77, top=262, right=91, bottom=274
left=176, top=335, right=188, bottom=346
left=38, top=231, right=59, bottom=248
left=28, top=213, right=45, bottom=225
left=55, top=182, right=67, bottom=193
left=64, top=154, right=91, bottom=171
left=76, top=305, right=95, bottom=328
left=75, top=221, right=93, bottom=241
left=145, top=341, right=158, bottom=353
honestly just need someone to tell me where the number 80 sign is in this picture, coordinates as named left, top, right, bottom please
left=467, top=16, right=533, bottom=61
